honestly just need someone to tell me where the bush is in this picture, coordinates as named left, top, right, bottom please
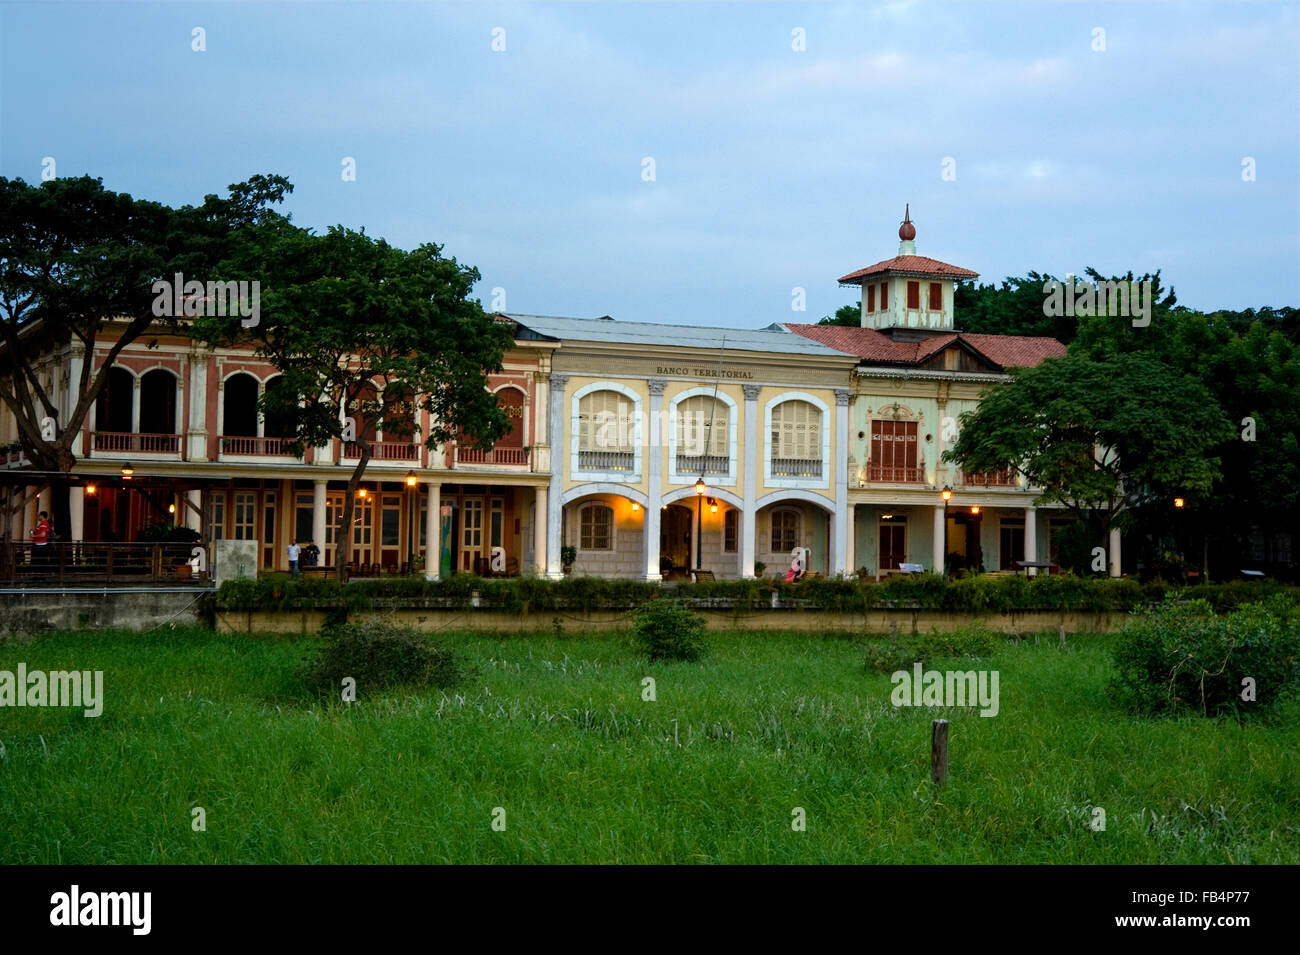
left=297, top=620, right=461, bottom=698
left=1108, top=596, right=1300, bottom=718
left=864, top=622, right=1001, bottom=673
left=633, top=598, right=709, bottom=662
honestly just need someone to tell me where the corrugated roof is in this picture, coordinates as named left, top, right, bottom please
left=781, top=323, right=1065, bottom=369
left=838, top=255, right=979, bottom=283
left=504, top=313, right=857, bottom=358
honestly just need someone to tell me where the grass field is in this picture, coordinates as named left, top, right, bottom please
left=1, top=625, right=1297, bottom=864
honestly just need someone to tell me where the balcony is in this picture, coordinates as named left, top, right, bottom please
left=220, top=435, right=298, bottom=457
left=344, top=440, right=418, bottom=462
left=866, top=464, right=923, bottom=483
left=92, top=432, right=180, bottom=454
left=676, top=453, right=729, bottom=476
left=578, top=449, right=635, bottom=472
left=962, top=469, right=1018, bottom=487
left=455, top=446, right=530, bottom=467
left=772, top=457, right=823, bottom=479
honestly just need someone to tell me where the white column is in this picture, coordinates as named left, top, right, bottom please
left=130, top=376, right=141, bottom=434
left=68, top=346, right=85, bottom=456
left=1108, top=525, right=1122, bottom=578
left=845, top=503, right=856, bottom=576
left=933, top=505, right=946, bottom=574
left=832, top=388, right=850, bottom=575
left=1023, top=506, right=1037, bottom=576
left=741, top=384, right=760, bottom=577
left=545, top=373, right=568, bottom=578
left=184, top=489, right=201, bottom=532
left=312, top=480, right=327, bottom=551
left=643, top=378, right=665, bottom=581
left=533, top=486, right=548, bottom=576
left=69, top=487, right=85, bottom=541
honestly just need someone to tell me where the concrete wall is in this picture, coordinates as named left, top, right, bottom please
left=0, top=588, right=210, bottom=635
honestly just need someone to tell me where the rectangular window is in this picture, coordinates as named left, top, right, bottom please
left=771, top=510, right=799, bottom=552
left=723, top=509, right=738, bottom=553
left=295, top=493, right=314, bottom=544
left=1000, top=519, right=1025, bottom=570
left=352, top=495, right=373, bottom=547
left=580, top=505, right=613, bottom=550
left=325, top=493, right=344, bottom=545
left=262, top=492, right=276, bottom=545
left=928, top=282, right=942, bottom=310
left=880, top=283, right=888, bottom=310
left=233, top=492, right=256, bottom=540
left=869, top=420, right=919, bottom=482
left=381, top=494, right=401, bottom=547
left=906, top=281, right=920, bottom=310
left=210, top=492, right=225, bottom=541
left=490, top=498, right=504, bottom=548
left=866, top=285, right=876, bottom=312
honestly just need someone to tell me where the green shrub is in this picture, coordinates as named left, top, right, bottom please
left=864, top=622, right=1000, bottom=673
left=297, top=621, right=461, bottom=698
left=1108, top=596, right=1300, bottom=718
left=633, top=598, right=709, bottom=662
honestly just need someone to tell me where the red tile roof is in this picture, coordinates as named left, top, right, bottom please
left=838, top=255, right=979, bottom=283
left=781, top=324, right=1065, bottom=369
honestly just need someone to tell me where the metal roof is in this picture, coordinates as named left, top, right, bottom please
left=504, top=313, right=857, bottom=359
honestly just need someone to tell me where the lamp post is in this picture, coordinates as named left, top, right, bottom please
left=694, top=476, right=706, bottom=570
left=406, top=470, right=417, bottom=575
left=941, top=486, right=952, bottom=575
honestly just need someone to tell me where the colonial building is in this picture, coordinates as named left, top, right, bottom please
left=3, top=209, right=1091, bottom=582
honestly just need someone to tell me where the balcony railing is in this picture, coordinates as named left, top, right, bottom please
left=455, top=446, right=530, bottom=467
left=772, top=457, right=823, bottom=478
left=93, top=432, right=180, bottom=454
left=344, top=441, right=418, bottom=461
left=578, top=449, right=635, bottom=471
left=220, top=435, right=298, bottom=456
left=962, top=469, right=1017, bottom=487
left=867, top=464, right=923, bottom=483
left=676, top=453, right=729, bottom=476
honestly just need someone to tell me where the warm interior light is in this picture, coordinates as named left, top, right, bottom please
left=631, top=502, right=639, bottom=511
left=85, top=485, right=96, bottom=495
left=1174, top=497, right=1185, bottom=508
left=168, top=503, right=175, bottom=514
left=941, top=487, right=952, bottom=502
left=695, top=478, right=706, bottom=495
left=120, top=463, right=134, bottom=478
left=357, top=488, right=367, bottom=498
left=881, top=513, right=893, bottom=519
left=406, top=471, right=417, bottom=487
left=970, top=506, right=980, bottom=515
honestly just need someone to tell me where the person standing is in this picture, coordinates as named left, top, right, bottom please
left=287, top=540, right=301, bottom=578
left=30, top=510, right=52, bottom=569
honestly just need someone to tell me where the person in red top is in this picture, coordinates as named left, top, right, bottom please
left=30, top=510, right=53, bottom=569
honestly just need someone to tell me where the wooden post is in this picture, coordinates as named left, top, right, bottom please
left=1059, top=624, right=1066, bottom=646
left=931, top=719, right=949, bottom=786
left=890, top=620, right=898, bottom=644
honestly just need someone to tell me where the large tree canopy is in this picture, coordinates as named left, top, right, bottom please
left=944, top=351, right=1233, bottom=543
left=192, top=220, right=514, bottom=579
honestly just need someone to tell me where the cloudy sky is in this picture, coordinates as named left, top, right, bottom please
left=2, top=1, right=1297, bottom=327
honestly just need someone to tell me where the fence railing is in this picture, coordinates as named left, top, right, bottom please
left=577, top=449, right=635, bottom=471
left=93, top=432, right=181, bottom=453
left=962, top=469, right=1018, bottom=487
left=866, top=464, right=922, bottom=483
left=220, top=435, right=299, bottom=456
left=455, top=446, right=530, bottom=466
left=344, top=441, right=418, bottom=461
left=0, top=541, right=209, bottom=584
left=772, top=457, right=823, bottom=478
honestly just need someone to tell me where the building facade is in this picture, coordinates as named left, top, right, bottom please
left=4, top=211, right=1101, bottom=581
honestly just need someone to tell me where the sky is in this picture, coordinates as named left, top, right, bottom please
left=2, top=0, right=1297, bottom=328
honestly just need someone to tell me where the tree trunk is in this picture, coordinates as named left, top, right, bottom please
left=335, top=449, right=372, bottom=582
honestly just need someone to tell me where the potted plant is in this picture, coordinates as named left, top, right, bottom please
left=753, top=560, right=766, bottom=577
left=561, top=545, right=577, bottom=575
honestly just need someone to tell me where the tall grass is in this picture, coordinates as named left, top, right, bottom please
left=1, top=626, right=1296, bottom=864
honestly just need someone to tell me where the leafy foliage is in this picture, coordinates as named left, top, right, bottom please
left=632, top=598, right=709, bottom=662
left=863, top=622, right=1000, bottom=673
left=1108, top=597, right=1300, bottom=718
left=297, top=620, right=461, bottom=698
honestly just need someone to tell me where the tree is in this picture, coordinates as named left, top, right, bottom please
left=193, top=222, right=513, bottom=580
left=817, top=303, right=861, bottom=326
left=0, top=173, right=292, bottom=545
left=944, top=351, right=1234, bottom=562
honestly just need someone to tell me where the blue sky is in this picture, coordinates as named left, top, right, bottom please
left=2, top=1, right=1297, bottom=326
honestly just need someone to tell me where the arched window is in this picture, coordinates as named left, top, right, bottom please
left=578, top=503, right=614, bottom=550
left=262, top=375, right=295, bottom=440
left=223, top=373, right=259, bottom=438
left=95, top=367, right=134, bottom=434
left=770, top=508, right=801, bottom=552
left=139, top=369, right=177, bottom=435
left=770, top=400, right=821, bottom=477
left=578, top=389, right=634, bottom=471
left=675, top=395, right=728, bottom=475
left=494, top=387, right=525, bottom=449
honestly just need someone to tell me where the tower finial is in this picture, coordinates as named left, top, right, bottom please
left=898, top=204, right=916, bottom=241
